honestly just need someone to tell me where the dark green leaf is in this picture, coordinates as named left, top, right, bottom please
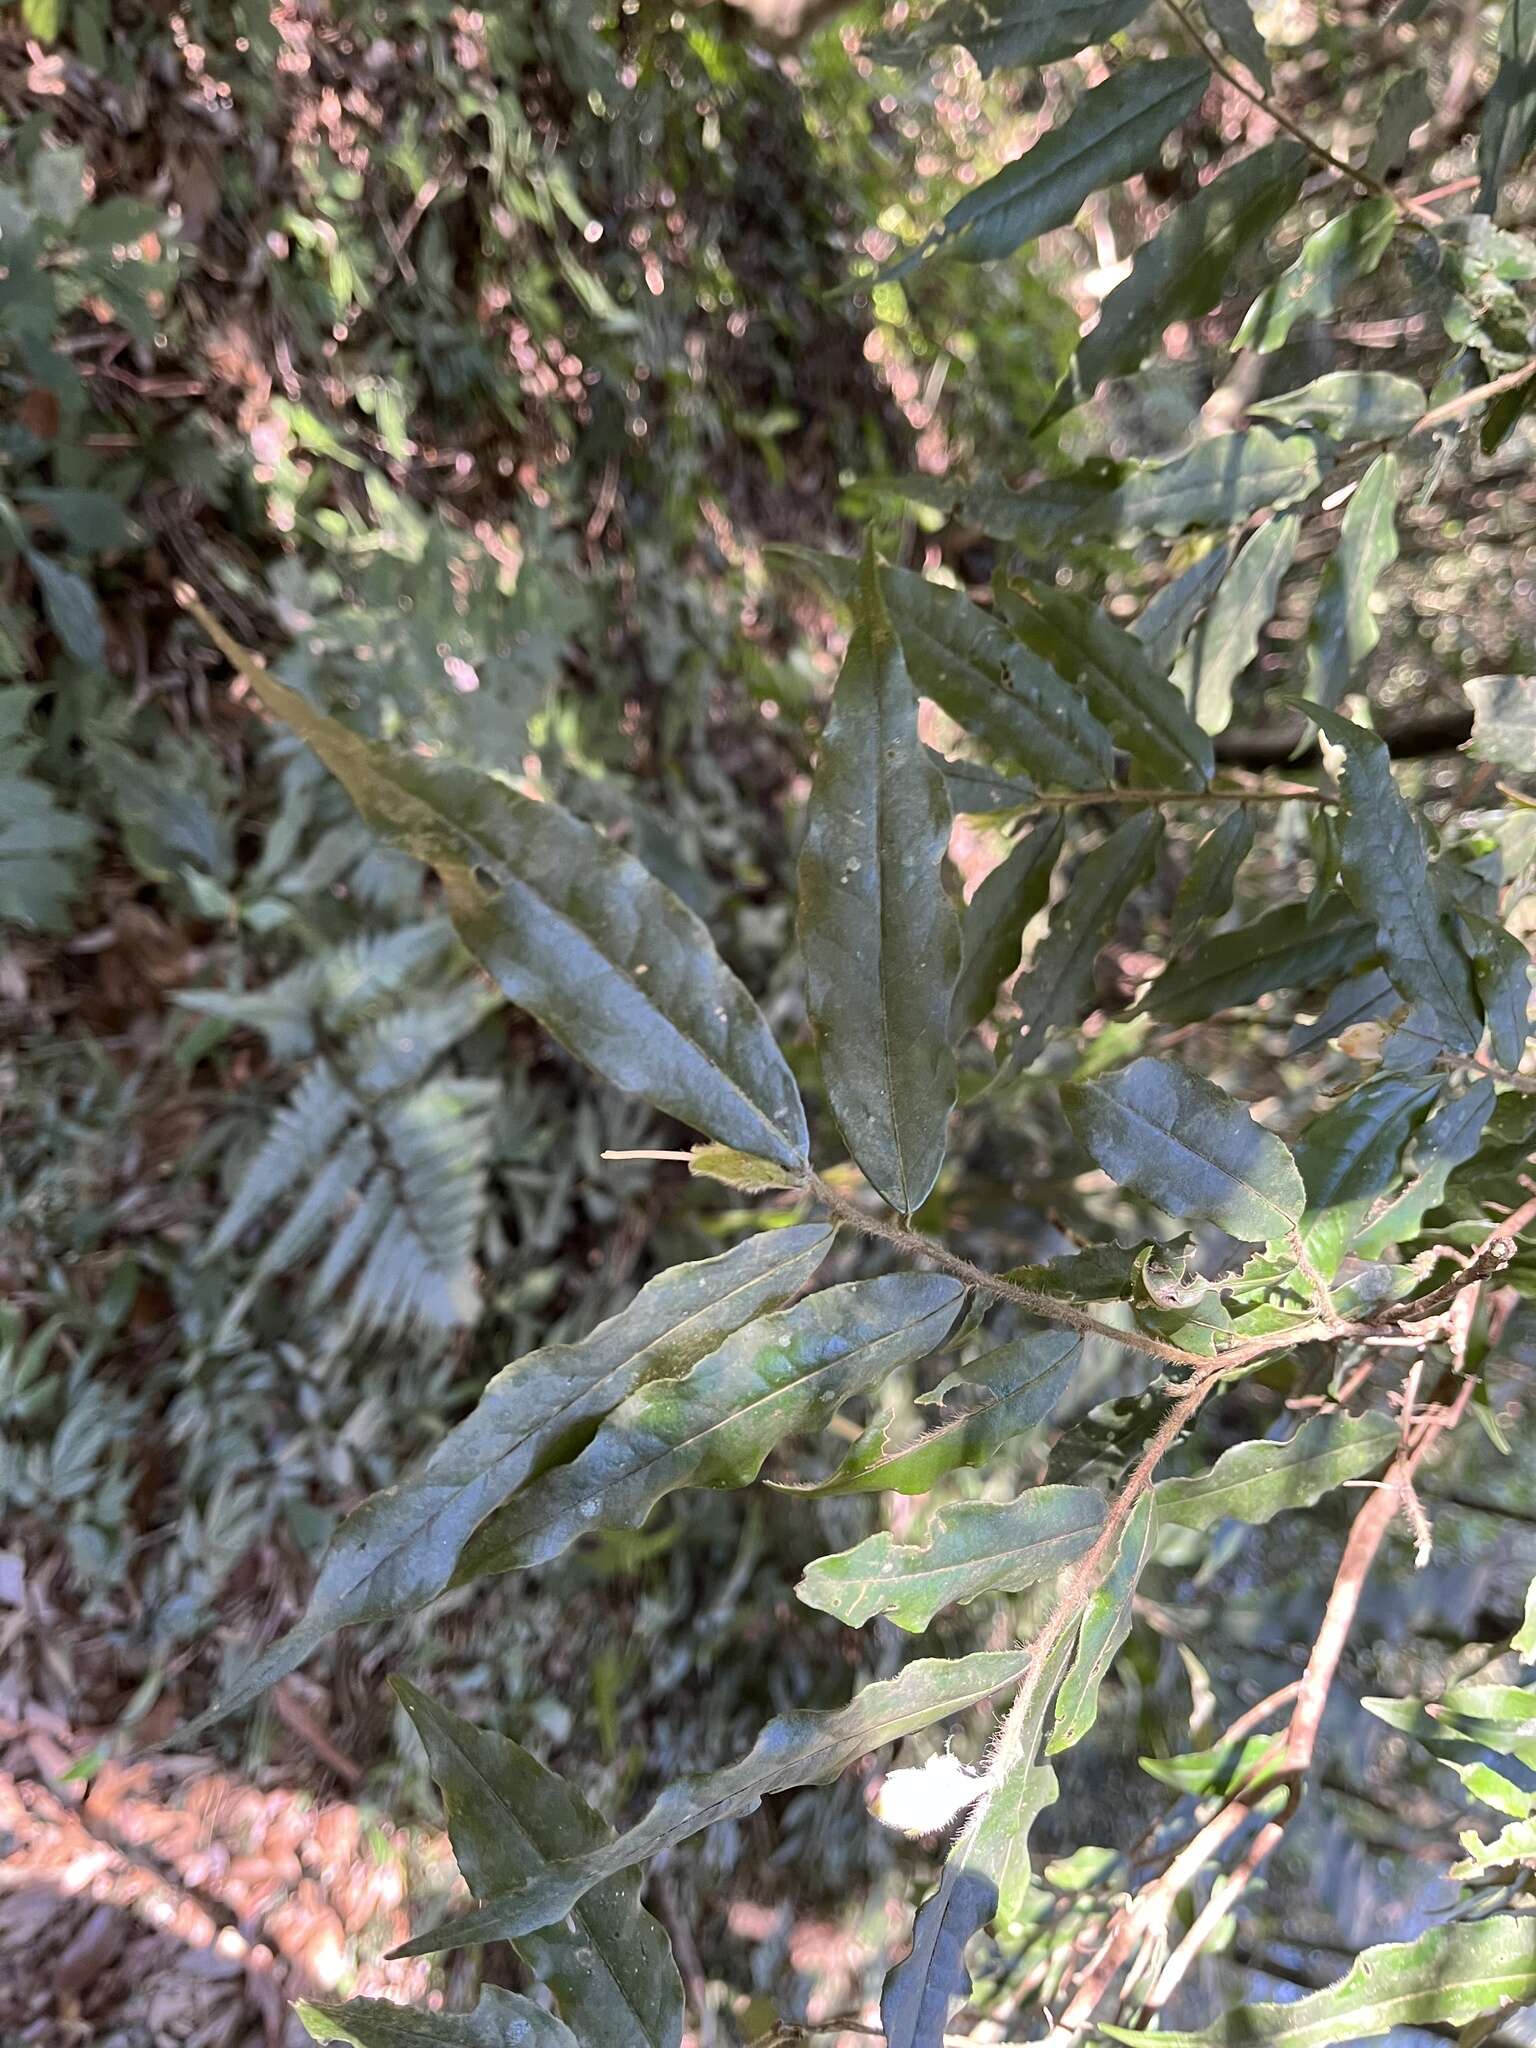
left=1150, top=898, right=1376, bottom=1023
left=935, top=755, right=1041, bottom=816
left=1304, top=704, right=1482, bottom=1049
left=798, top=1484, right=1104, bottom=1632
left=1293, top=1074, right=1442, bottom=1275
left=882, top=0, right=1146, bottom=76
left=394, top=1682, right=683, bottom=2048
left=1048, top=1490, right=1153, bottom=1753
left=1064, top=1056, right=1304, bottom=1241
left=1169, top=810, right=1255, bottom=950
left=1203, top=0, right=1270, bottom=83
left=1463, top=911, right=1534, bottom=1067
left=1132, top=546, right=1233, bottom=672
left=27, top=550, right=107, bottom=667
left=1234, top=200, right=1398, bottom=353
left=1108, top=429, right=1321, bottom=535
left=1158, top=1412, right=1399, bottom=1530
left=1466, top=674, right=1536, bottom=773
left=881, top=1866, right=1000, bottom=2048
left=0, top=687, right=95, bottom=932
left=1479, top=0, right=1536, bottom=210
left=1250, top=372, right=1424, bottom=440
left=1354, top=1078, right=1496, bottom=1256
left=298, top=1990, right=576, bottom=2048
left=18, top=488, right=135, bottom=553
left=230, top=658, right=809, bottom=1168
left=455, top=1273, right=966, bottom=1584
left=1015, top=811, right=1163, bottom=1066
left=800, top=554, right=960, bottom=1212
left=952, top=816, right=1065, bottom=1036
left=1306, top=456, right=1399, bottom=709
left=1365, top=70, right=1432, bottom=181
left=1175, top=515, right=1298, bottom=735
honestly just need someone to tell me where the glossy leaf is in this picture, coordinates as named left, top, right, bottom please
left=798, top=1484, right=1104, bottom=1632
left=191, top=1227, right=831, bottom=1728
left=1479, top=0, right=1536, bottom=210
left=1464, top=911, right=1534, bottom=1066
left=298, top=1991, right=576, bottom=2048
left=1158, top=1412, right=1399, bottom=1531
left=1169, top=810, right=1255, bottom=950
left=884, top=0, right=1145, bottom=76
left=881, top=1865, right=1000, bottom=2048
left=1149, top=898, right=1376, bottom=1023
left=1103, top=1916, right=1536, bottom=2048
left=226, top=653, right=809, bottom=1169
left=1014, top=811, right=1164, bottom=1066
left=953, top=816, right=1064, bottom=1037
left=1064, top=1057, right=1304, bottom=1242
left=1305, top=704, right=1482, bottom=1050
left=1466, top=674, right=1536, bottom=773
left=1250, top=372, right=1424, bottom=440
left=455, top=1273, right=966, bottom=1584
left=1306, top=456, right=1400, bottom=709
left=1354, top=1078, right=1496, bottom=1256
left=394, top=1645, right=1042, bottom=1957
left=1203, top=0, right=1270, bottom=83
left=1235, top=199, right=1398, bottom=353
left=1175, top=515, right=1298, bottom=735
left=395, top=1682, right=683, bottom=2048
left=1293, top=1075, right=1442, bottom=1276
left=1049, top=1490, right=1154, bottom=1753
left=799, top=554, right=960, bottom=1211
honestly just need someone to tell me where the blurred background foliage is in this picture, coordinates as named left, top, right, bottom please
left=1, top=0, right=1534, bottom=2040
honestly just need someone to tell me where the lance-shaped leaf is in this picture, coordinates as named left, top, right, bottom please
left=881, top=1865, right=1000, bottom=2048
left=1303, top=704, right=1482, bottom=1050
left=1133, top=546, right=1233, bottom=672
left=209, top=637, right=808, bottom=1170
left=188, top=1227, right=831, bottom=1729
left=1306, top=456, right=1399, bottom=710
left=1108, top=429, right=1321, bottom=536
left=1466, top=673, right=1536, bottom=773
left=1235, top=198, right=1398, bottom=353
left=1157, top=1412, right=1399, bottom=1531
left=1002, top=582, right=1214, bottom=788
left=1464, top=911, right=1534, bottom=1067
left=1064, top=1057, right=1304, bottom=1242
left=800, top=554, right=960, bottom=1213
left=1355, top=1078, right=1496, bottom=1257
left=1050, top=143, right=1306, bottom=418
left=1049, top=1490, right=1154, bottom=1753
left=394, top=1645, right=1040, bottom=1958
left=798, top=1484, right=1104, bottom=1633
left=1102, top=1915, right=1536, bottom=2048
left=1204, top=0, right=1270, bottom=83
left=777, top=1327, right=1083, bottom=1497
left=952, top=816, right=1065, bottom=1036
left=1174, top=515, right=1298, bottom=736
left=1250, top=372, right=1424, bottom=441
left=456, top=1273, right=966, bottom=1584
left=890, top=59, right=1207, bottom=273
left=394, top=1682, right=683, bottom=2048
left=299, top=1990, right=577, bottom=2048
left=1479, top=0, right=1536, bottom=210
left=882, top=0, right=1145, bottom=76
left=1169, top=810, right=1255, bottom=950
left=1149, top=898, right=1376, bottom=1023
left=1015, top=811, right=1164, bottom=1067
left=1293, top=1075, right=1442, bottom=1276
left=1366, top=70, right=1432, bottom=181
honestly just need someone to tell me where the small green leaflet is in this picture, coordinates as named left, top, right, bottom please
left=1102, top=1916, right=1536, bottom=2048
left=1466, top=674, right=1536, bottom=774
left=1169, top=810, right=1255, bottom=950
left=797, top=1484, right=1104, bottom=1632
left=1235, top=199, right=1398, bottom=353
left=1049, top=1490, right=1154, bottom=1753
left=1303, top=704, right=1482, bottom=1050
left=299, top=1991, right=576, bottom=2048
left=1479, top=0, right=1536, bottom=210
left=1149, top=898, right=1376, bottom=1024
left=881, top=0, right=1145, bottom=77
left=953, top=816, right=1064, bottom=1037
left=1157, top=1412, right=1399, bottom=1531
left=888, top=59, right=1207, bottom=273
left=799, top=552, right=959, bottom=1213
left=1306, top=456, right=1400, bottom=710
left=1015, top=811, right=1164, bottom=1067
left=1250, top=372, right=1424, bottom=441
left=454, top=1273, right=966, bottom=1584
left=1140, top=1731, right=1286, bottom=1797
left=1175, top=514, right=1298, bottom=735
left=218, top=634, right=810, bottom=1169
left=1203, top=0, right=1270, bottom=84
left=1063, top=1056, right=1304, bottom=1242
left=394, top=1645, right=1042, bottom=1957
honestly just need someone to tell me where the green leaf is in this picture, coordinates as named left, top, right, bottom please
left=27, top=143, right=83, bottom=221
left=953, top=816, right=1065, bottom=1036
left=455, top=1273, right=966, bottom=1585
left=1050, top=142, right=1307, bottom=415
left=1354, top=1078, right=1496, bottom=1256
left=1157, top=1412, right=1400, bottom=1531
left=1102, top=1916, right=1536, bottom=2048
left=1515, top=1574, right=1536, bottom=1661
left=1174, top=515, right=1298, bottom=735
left=1140, top=1731, right=1286, bottom=1796
left=1464, top=912, right=1533, bottom=1067
left=1365, top=70, right=1432, bottom=181
left=222, top=651, right=809, bottom=1169
left=394, top=1682, right=683, bottom=2048
left=882, top=0, right=1146, bottom=76
left=881, top=1864, right=1001, bottom=2048
left=1169, top=810, right=1255, bottom=950
left=777, top=1327, right=1083, bottom=1497
left=1001, top=581, right=1215, bottom=788
left=1015, top=811, right=1164, bottom=1066
left=893, top=59, right=1208, bottom=271
left=798, top=1484, right=1104, bottom=1632
left=1306, top=456, right=1400, bottom=709
left=0, top=687, right=95, bottom=932
left=799, top=552, right=960, bottom=1213
left=394, top=1645, right=1043, bottom=1958
left=27, top=551, right=107, bottom=667
left=1150, top=898, right=1376, bottom=1023
left=1049, top=1490, right=1154, bottom=1753
left=1234, top=199, right=1398, bottom=353
left=1479, top=0, right=1536, bottom=210
left=1064, top=1056, right=1304, bottom=1241
left=1108, top=429, right=1321, bottom=536
left=299, top=1990, right=577, bottom=2048
left=1466, top=674, right=1536, bottom=773
left=18, top=488, right=136, bottom=553
left=1203, top=0, right=1270, bottom=83
left=1293, top=1074, right=1442, bottom=1275
left=1250, top=372, right=1424, bottom=440
left=188, top=1228, right=832, bottom=1729
left=1303, top=704, right=1482, bottom=1050
left=1133, top=546, right=1234, bottom=672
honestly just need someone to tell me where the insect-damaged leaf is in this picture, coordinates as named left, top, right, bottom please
left=1157, top=1412, right=1400, bottom=1531
left=1014, top=811, right=1163, bottom=1067
left=1306, top=455, right=1400, bottom=710
left=799, top=552, right=960, bottom=1212
left=1175, top=515, right=1298, bottom=736
left=1064, top=1056, right=1304, bottom=1242
left=203, top=621, right=809, bottom=1170
left=454, top=1273, right=966, bottom=1584
left=952, top=815, right=1064, bottom=1036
